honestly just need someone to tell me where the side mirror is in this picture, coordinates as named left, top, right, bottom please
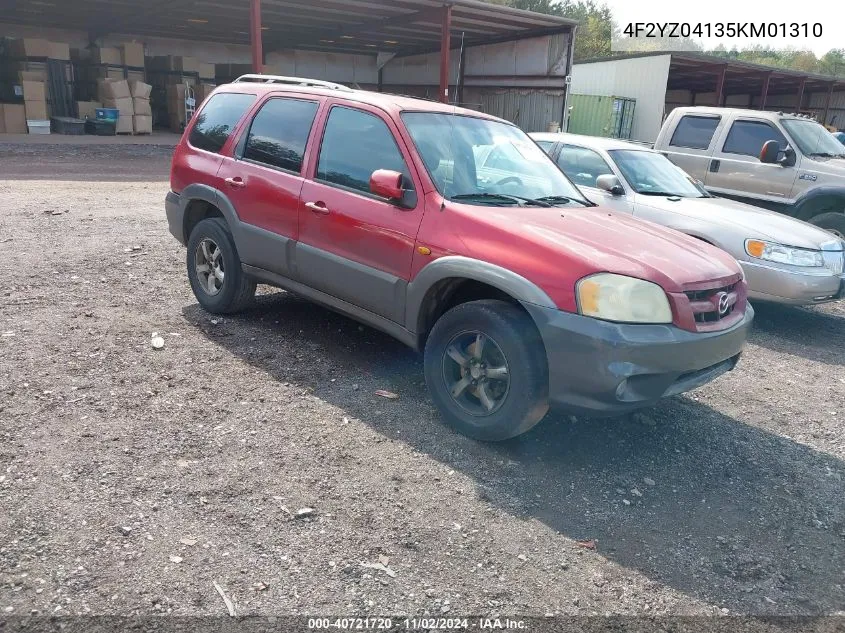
left=759, top=140, right=781, bottom=164
left=596, top=174, right=625, bottom=196
left=370, top=169, right=417, bottom=208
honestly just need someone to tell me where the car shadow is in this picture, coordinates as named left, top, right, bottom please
left=748, top=301, right=844, bottom=366
left=184, top=292, right=845, bottom=615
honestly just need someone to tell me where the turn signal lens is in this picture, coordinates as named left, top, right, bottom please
left=746, top=239, right=765, bottom=258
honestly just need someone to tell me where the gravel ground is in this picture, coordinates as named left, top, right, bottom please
left=1, top=143, right=844, bottom=619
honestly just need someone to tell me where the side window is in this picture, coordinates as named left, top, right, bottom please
left=535, top=140, right=554, bottom=153
left=556, top=145, right=614, bottom=188
left=722, top=120, right=788, bottom=158
left=189, top=93, right=256, bottom=154
left=669, top=115, right=720, bottom=150
left=316, top=106, right=412, bottom=196
left=242, top=98, right=319, bottom=173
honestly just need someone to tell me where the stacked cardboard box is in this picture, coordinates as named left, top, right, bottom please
left=9, top=38, right=71, bottom=60
left=166, top=84, right=189, bottom=132
left=93, top=47, right=122, bottom=66
left=196, top=83, right=216, bottom=106
left=130, top=80, right=153, bottom=134
left=0, top=104, right=28, bottom=134
left=21, top=76, right=48, bottom=126
left=148, top=56, right=199, bottom=85
left=121, top=42, right=145, bottom=68
left=99, top=79, right=134, bottom=134
left=198, top=63, right=216, bottom=82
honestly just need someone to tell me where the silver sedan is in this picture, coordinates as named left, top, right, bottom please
left=531, top=132, right=845, bottom=306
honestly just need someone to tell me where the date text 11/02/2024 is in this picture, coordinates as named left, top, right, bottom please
left=622, top=22, right=822, bottom=38
left=307, top=617, right=527, bottom=630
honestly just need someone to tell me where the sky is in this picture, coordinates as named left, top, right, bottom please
left=600, top=0, right=839, bottom=56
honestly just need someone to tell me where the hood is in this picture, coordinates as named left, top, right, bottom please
left=450, top=203, right=741, bottom=293
left=634, top=194, right=841, bottom=250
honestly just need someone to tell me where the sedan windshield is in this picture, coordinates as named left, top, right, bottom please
left=401, top=112, right=591, bottom=206
left=609, top=149, right=708, bottom=198
left=781, top=118, right=845, bottom=157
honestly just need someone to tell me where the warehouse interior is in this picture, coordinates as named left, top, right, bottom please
left=0, top=0, right=577, bottom=137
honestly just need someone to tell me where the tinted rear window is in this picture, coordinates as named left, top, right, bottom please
left=243, top=98, right=319, bottom=173
left=669, top=115, right=720, bottom=150
left=189, top=93, right=256, bottom=153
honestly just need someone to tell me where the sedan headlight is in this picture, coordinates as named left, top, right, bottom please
left=576, top=273, right=673, bottom=324
left=745, top=239, right=824, bottom=267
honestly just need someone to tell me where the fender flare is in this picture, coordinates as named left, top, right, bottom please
left=179, top=184, right=241, bottom=238
left=404, top=256, right=556, bottom=334
left=792, top=185, right=845, bottom=221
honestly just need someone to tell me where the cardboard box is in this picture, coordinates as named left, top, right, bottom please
left=133, top=98, right=152, bottom=116
left=121, top=42, right=145, bottom=68
left=9, top=38, right=51, bottom=59
left=93, top=47, right=122, bottom=66
left=24, top=101, right=48, bottom=121
left=103, top=97, right=134, bottom=115
left=49, top=41, right=71, bottom=60
left=133, top=115, right=152, bottom=134
left=18, top=71, right=45, bottom=83
left=22, top=81, right=46, bottom=103
left=115, top=115, right=134, bottom=134
left=1, top=104, right=28, bottom=134
left=129, top=81, right=152, bottom=99
left=98, top=79, right=131, bottom=100
left=199, top=62, right=216, bottom=80
left=127, top=69, right=145, bottom=83
left=77, top=101, right=102, bottom=119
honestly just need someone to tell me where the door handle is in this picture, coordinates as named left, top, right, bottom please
left=709, top=159, right=721, bottom=173
left=305, top=201, right=330, bottom=215
left=225, top=177, right=246, bottom=189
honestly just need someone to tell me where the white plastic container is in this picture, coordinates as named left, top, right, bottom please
left=27, top=120, right=51, bottom=134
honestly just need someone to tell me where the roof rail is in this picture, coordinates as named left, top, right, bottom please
left=234, top=74, right=353, bottom=92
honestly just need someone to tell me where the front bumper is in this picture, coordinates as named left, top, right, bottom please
left=165, top=191, right=186, bottom=245
left=742, top=260, right=845, bottom=305
left=522, top=303, right=754, bottom=416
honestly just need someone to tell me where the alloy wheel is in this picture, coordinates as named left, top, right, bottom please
left=441, top=331, right=510, bottom=416
left=194, top=238, right=225, bottom=296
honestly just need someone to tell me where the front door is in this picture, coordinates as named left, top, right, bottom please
left=554, top=143, right=634, bottom=213
left=705, top=118, right=798, bottom=201
left=297, top=103, right=424, bottom=324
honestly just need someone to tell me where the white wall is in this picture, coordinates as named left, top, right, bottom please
left=571, top=55, right=672, bottom=143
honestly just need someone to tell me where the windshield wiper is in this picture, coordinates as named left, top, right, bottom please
left=808, top=152, right=845, bottom=158
left=637, top=191, right=681, bottom=197
left=450, top=193, right=551, bottom=207
left=531, top=195, right=585, bottom=206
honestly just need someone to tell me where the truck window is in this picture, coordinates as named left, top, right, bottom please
left=189, top=93, right=256, bottom=154
left=669, top=115, right=720, bottom=150
left=242, top=98, right=319, bottom=174
left=722, top=120, right=788, bottom=158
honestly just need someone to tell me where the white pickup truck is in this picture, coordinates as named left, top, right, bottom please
left=653, top=107, right=845, bottom=238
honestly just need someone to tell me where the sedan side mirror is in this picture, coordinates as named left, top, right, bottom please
left=596, top=174, right=624, bottom=196
left=370, top=169, right=417, bottom=209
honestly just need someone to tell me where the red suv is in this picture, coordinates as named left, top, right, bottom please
left=166, top=75, right=753, bottom=441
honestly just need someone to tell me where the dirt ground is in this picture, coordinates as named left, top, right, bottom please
left=1, top=142, right=844, bottom=619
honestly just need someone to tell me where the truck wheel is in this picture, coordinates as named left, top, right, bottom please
left=424, top=300, right=549, bottom=441
left=810, top=212, right=845, bottom=239
left=186, top=218, right=256, bottom=314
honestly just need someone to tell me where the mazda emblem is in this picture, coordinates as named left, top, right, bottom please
left=717, top=292, right=730, bottom=316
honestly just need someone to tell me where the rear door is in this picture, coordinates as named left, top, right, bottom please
left=297, top=102, right=424, bottom=324
left=217, top=93, right=323, bottom=277
left=662, top=112, right=723, bottom=182
left=706, top=117, right=798, bottom=200
left=553, top=143, right=633, bottom=213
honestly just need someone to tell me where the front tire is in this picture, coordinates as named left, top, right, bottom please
left=186, top=218, right=256, bottom=314
left=424, top=300, right=549, bottom=441
left=810, top=212, right=845, bottom=239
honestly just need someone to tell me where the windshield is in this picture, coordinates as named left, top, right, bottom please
left=609, top=149, right=708, bottom=197
left=401, top=112, right=590, bottom=206
left=781, top=119, right=845, bottom=157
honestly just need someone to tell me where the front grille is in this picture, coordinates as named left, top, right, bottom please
left=685, top=282, right=740, bottom=328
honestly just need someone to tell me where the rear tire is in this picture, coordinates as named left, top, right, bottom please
left=186, top=218, right=256, bottom=314
left=810, top=212, right=845, bottom=239
left=424, top=300, right=549, bottom=441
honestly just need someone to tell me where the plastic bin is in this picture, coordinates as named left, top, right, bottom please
left=27, top=120, right=51, bottom=135
left=84, top=119, right=116, bottom=136
left=95, top=108, right=120, bottom=122
left=51, top=117, right=86, bottom=135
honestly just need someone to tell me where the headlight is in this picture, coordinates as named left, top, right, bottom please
left=745, top=239, right=823, bottom=267
left=576, top=273, right=673, bottom=324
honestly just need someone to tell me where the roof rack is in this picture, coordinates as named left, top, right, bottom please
left=234, top=74, right=353, bottom=92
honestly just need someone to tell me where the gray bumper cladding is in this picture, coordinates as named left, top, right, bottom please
left=165, top=191, right=185, bottom=245
left=522, top=302, right=755, bottom=416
